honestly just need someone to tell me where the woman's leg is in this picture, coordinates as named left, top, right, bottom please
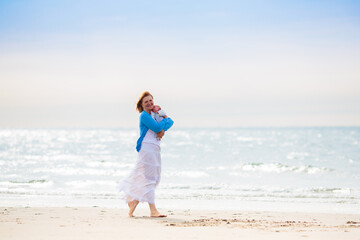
left=149, top=203, right=167, bottom=217
left=128, top=200, right=139, bottom=217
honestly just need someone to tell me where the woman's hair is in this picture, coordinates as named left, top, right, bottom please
left=136, top=91, right=153, bottom=113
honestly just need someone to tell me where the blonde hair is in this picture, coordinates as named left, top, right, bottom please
left=136, top=91, right=153, bottom=113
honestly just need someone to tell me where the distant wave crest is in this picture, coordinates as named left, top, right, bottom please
left=208, top=163, right=333, bottom=175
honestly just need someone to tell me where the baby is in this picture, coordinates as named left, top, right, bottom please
left=151, top=105, right=166, bottom=122
left=151, top=105, right=166, bottom=140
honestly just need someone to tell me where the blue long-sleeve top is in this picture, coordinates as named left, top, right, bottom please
left=136, top=111, right=174, bottom=152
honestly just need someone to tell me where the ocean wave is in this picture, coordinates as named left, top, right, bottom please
left=207, top=163, right=333, bottom=174
left=0, top=180, right=53, bottom=189
left=310, top=188, right=355, bottom=194
left=32, top=167, right=123, bottom=176
left=164, top=171, right=209, bottom=178
left=161, top=184, right=360, bottom=197
left=85, top=161, right=133, bottom=168
left=236, top=137, right=263, bottom=144
left=154, top=185, right=360, bottom=204
left=65, top=180, right=117, bottom=189
left=1, top=183, right=359, bottom=206
left=233, top=163, right=333, bottom=174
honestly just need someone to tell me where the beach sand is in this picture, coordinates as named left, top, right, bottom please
left=1, top=207, right=359, bottom=240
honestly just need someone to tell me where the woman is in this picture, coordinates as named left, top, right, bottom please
left=118, top=91, right=174, bottom=217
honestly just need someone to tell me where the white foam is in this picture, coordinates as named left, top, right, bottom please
left=33, top=167, right=118, bottom=176
left=236, top=137, right=263, bottom=143
left=229, top=163, right=333, bottom=174
left=85, top=161, right=133, bottom=168
left=65, top=180, right=116, bottom=189
left=164, top=171, right=209, bottom=178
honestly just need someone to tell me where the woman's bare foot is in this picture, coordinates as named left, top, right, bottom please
left=148, top=203, right=167, bottom=217
left=150, top=210, right=167, bottom=218
left=128, top=200, right=139, bottom=217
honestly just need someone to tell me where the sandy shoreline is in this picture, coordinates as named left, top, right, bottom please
left=1, top=207, right=359, bottom=240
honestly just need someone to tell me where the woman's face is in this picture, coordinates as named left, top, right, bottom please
left=141, top=95, right=154, bottom=113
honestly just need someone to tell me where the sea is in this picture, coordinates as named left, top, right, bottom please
left=0, top=127, right=359, bottom=213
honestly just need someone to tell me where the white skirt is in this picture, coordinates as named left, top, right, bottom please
left=118, top=143, right=161, bottom=204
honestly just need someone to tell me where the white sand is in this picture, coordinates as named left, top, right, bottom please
left=1, top=207, right=359, bottom=240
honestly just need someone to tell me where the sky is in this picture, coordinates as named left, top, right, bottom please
left=0, top=0, right=359, bottom=128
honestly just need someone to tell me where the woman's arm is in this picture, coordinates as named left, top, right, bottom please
left=140, top=112, right=168, bottom=133
left=157, top=115, right=174, bottom=140
left=163, top=115, right=174, bottom=131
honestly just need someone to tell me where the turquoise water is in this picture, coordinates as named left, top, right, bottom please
left=0, top=127, right=359, bottom=213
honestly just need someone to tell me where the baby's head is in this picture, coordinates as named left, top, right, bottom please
left=152, top=105, right=161, bottom=113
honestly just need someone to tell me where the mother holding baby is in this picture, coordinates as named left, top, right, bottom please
left=118, top=91, right=174, bottom=217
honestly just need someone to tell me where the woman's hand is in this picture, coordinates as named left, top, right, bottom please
left=164, top=115, right=168, bottom=118
left=157, top=130, right=165, bottom=140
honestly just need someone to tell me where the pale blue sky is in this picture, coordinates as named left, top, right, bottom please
left=0, top=0, right=359, bottom=127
